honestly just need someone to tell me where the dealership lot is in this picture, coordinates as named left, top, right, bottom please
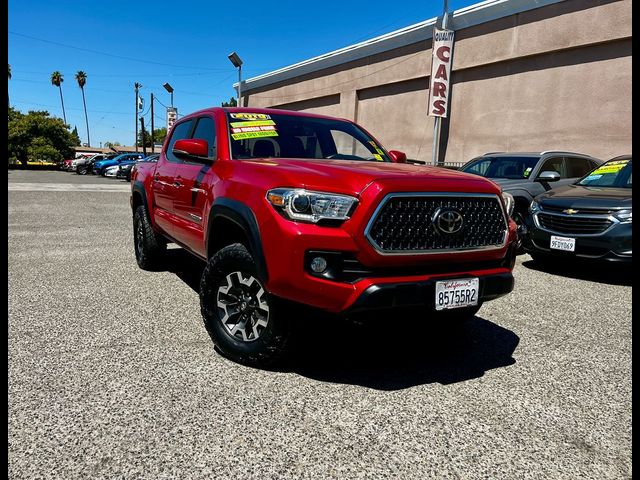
left=8, top=171, right=631, bottom=479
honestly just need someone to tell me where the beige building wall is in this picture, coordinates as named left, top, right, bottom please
left=245, top=0, right=632, bottom=163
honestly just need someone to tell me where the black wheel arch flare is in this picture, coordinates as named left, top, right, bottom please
left=207, top=197, right=269, bottom=282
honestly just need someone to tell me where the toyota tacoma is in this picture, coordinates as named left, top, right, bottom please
left=131, top=108, right=517, bottom=366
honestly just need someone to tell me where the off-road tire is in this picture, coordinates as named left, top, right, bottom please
left=133, top=205, right=166, bottom=270
left=200, top=243, right=291, bottom=368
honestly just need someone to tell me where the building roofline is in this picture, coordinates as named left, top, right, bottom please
left=239, top=0, right=564, bottom=93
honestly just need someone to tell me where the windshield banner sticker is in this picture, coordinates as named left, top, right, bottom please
left=592, top=160, right=628, bottom=175
left=231, top=130, right=279, bottom=140
left=230, top=120, right=276, bottom=128
left=230, top=113, right=271, bottom=121
left=523, top=167, right=532, bottom=178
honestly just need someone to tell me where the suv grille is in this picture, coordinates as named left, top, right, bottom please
left=366, top=194, right=507, bottom=253
left=537, top=212, right=612, bottom=234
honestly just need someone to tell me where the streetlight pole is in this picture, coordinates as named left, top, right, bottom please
left=134, top=82, right=142, bottom=152
left=163, top=82, right=174, bottom=108
left=228, top=52, right=243, bottom=107
left=150, top=93, right=155, bottom=154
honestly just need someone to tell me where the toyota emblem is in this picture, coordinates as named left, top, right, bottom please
left=433, top=208, right=464, bottom=234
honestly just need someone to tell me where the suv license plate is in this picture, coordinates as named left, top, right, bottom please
left=435, top=278, right=479, bottom=311
left=550, top=235, right=575, bottom=252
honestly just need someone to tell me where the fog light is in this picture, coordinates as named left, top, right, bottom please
left=310, top=256, right=328, bottom=273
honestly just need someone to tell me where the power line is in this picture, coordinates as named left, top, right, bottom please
left=9, top=31, right=231, bottom=71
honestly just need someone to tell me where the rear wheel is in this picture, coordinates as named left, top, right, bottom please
left=77, top=165, right=88, bottom=175
left=133, top=205, right=166, bottom=270
left=200, top=243, right=291, bottom=367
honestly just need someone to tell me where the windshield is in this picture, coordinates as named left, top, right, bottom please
left=461, top=156, right=539, bottom=179
left=226, top=112, right=390, bottom=162
left=578, top=157, right=632, bottom=188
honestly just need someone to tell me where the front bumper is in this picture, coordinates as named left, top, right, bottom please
left=522, top=215, right=632, bottom=262
left=346, top=272, right=514, bottom=314
left=260, top=203, right=518, bottom=313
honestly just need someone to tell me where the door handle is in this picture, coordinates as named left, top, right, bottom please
left=173, top=181, right=183, bottom=188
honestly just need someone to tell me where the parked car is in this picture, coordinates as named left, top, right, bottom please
left=93, top=153, right=145, bottom=175
left=76, top=153, right=117, bottom=175
left=118, top=154, right=159, bottom=181
left=61, top=159, right=74, bottom=171
left=523, top=155, right=632, bottom=263
left=459, top=151, right=602, bottom=250
left=131, top=107, right=518, bottom=367
left=103, top=165, right=120, bottom=177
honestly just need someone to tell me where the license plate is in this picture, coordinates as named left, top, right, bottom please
left=435, top=278, right=479, bottom=311
left=550, top=235, right=575, bottom=252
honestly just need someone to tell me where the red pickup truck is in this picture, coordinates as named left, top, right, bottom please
left=131, top=107, right=517, bottom=367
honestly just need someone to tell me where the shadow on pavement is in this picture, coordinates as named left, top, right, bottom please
left=283, top=309, right=520, bottom=390
left=521, top=257, right=632, bottom=287
left=162, top=247, right=520, bottom=390
left=163, top=248, right=206, bottom=292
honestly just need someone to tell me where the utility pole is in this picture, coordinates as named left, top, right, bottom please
left=140, top=117, right=147, bottom=157
left=150, top=93, right=154, bottom=154
left=431, top=0, right=450, bottom=166
left=134, top=82, right=142, bottom=152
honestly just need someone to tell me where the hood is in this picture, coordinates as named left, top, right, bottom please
left=240, top=158, right=500, bottom=196
left=536, top=184, right=632, bottom=210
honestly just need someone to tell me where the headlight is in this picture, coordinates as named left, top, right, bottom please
left=529, top=200, right=540, bottom=213
left=614, top=209, right=632, bottom=223
left=266, top=188, right=357, bottom=223
left=501, top=191, right=515, bottom=217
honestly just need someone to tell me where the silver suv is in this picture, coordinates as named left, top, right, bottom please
left=459, top=151, right=602, bottom=249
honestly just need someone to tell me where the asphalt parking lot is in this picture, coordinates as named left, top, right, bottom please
left=8, top=170, right=632, bottom=479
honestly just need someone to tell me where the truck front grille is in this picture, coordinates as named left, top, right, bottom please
left=366, top=194, right=508, bottom=254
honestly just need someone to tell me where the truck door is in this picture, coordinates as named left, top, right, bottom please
left=171, top=115, right=217, bottom=255
left=151, top=119, right=194, bottom=236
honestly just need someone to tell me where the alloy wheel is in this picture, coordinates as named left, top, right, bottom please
left=216, top=271, right=270, bottom=342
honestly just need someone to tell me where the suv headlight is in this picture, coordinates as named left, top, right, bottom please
left=266, top=188, right=357, bottom=223
left=501, top=191, right=515, bottom=217
left=614, top=209, right=632, bottom=223
left=529, top=200, right=540, bottom=214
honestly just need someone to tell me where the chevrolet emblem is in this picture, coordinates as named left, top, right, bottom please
left=563, top=208, right=579, bottom=214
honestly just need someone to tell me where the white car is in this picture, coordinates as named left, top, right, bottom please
left=104, top=165, right=120, bottom=177
left=70, top=154, right=93, bottom=171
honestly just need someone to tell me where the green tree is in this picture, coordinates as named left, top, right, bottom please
left=50, top=71, right=67, bottom=124
left=71, top=126, right=81, bottom=146
left=153, top=127, right=167, bottom=144
left=75, top=71, right=90, bottom=146
left=8, top=107, right=76, bottom=166
left=221, top=97, right=237, bottom=107
left=104, top=141, right=121, bottom=149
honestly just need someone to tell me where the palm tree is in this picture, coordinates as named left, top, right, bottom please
left=75, top=71, right=90, bottom=147
left=50, top=71, right=67, bottom=124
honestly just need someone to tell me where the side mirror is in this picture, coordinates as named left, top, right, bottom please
left=388, top=150, right=407, bottom=164
left=536, top=171, right=561, bottom=182
left=173, top=138, right=211, bottom=162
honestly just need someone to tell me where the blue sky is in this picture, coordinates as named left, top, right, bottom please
left=9, top=0, right=477, bottom=147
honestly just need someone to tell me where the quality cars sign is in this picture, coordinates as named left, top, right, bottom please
left=428, top=28, right=455, bottom=118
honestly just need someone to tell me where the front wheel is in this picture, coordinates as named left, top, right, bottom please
left=77, top=166, right=88, bottom=175
left=200, top=243, right=291, bottom=367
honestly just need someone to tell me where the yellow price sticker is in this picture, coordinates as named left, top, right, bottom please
left=230, top=120, right=276, bottom=128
